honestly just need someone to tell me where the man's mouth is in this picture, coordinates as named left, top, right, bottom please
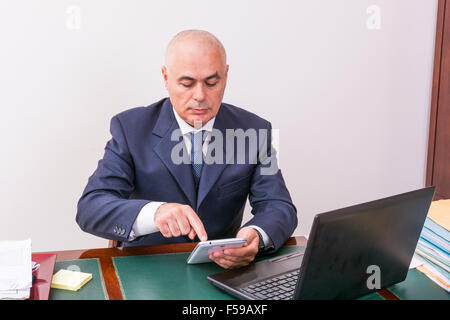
left=191, top=108, right=208, bottom=115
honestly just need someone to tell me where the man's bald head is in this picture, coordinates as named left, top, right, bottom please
left=161, top=30, right=229, bottom=127
left=165, top=30, right=227, bottom=72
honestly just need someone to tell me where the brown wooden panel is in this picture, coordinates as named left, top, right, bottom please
left=427, top=0, right=446, bottom=187
left=427, top=0, right=450, bottom=200
left=432, top=0, right=450, bottom=200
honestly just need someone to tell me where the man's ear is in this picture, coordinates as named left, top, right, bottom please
left=161, top=65, right=169, bottom=90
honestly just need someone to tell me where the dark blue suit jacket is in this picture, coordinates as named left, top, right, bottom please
left=76, top=98, right=297, bottom=250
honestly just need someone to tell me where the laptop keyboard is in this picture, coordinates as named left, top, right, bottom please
left=240, top=269, right=300, bottom=300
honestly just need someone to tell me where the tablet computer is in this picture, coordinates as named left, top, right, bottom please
left=186, top=238, right=247, bottom=264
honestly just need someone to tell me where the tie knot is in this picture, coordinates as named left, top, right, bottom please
left=190, top=130, right=206, bottom=141
left=190, top=131, right=206, bottom=152
left=190, top=130, right=205, bottom=164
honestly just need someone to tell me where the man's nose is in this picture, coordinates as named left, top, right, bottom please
left=192, top=83, right=206, bottom=101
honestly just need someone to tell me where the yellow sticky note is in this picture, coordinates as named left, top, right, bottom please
left=51, top=269, right=92, bottom=291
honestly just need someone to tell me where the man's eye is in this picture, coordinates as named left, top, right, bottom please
left=205, top=82, right=218, bottom=87
left=181, top=83, right=193, bottom=88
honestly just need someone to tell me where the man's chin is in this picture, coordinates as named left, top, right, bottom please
left=189, top=114, right=213, bottom=128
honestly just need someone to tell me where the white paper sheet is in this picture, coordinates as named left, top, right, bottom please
left=0, top=239, right=32, bottom=299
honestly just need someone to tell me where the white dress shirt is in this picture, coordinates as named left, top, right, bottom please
left=129, top=108, right=272, bottom=249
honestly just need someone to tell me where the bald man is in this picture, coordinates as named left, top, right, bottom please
left=76, top=30, right=297, bottom=269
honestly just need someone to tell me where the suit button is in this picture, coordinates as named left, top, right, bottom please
left=120, top=228, right=125, bottom=235
left=113, top=226, right=118, bottom=233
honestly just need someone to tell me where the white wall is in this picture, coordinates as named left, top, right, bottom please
left=0, top=0, right=438, bottom=252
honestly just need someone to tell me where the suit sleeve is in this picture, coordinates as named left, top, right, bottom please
left=242, top=122, right=298, bottom=252
left=76, top=115, right=150, bottom=242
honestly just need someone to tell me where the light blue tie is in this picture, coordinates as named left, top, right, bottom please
left=190, top=131, right=205, bottom=186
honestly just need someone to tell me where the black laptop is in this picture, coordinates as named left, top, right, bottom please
left=208, top=187, right=435, bottom=300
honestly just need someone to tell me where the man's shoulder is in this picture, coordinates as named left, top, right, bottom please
left=220, top=102, right=271, bottom=129
left=113, top=98, right=166, bottom=123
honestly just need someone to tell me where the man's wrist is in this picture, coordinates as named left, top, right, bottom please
left=253, top=228, right=265, bottom=252
left=247, top=225, right=274, bottom=252
left=129, top=201, right=166, bottom=240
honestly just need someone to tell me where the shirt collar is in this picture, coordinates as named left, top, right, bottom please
left=172, top=107, right=216, bottom=135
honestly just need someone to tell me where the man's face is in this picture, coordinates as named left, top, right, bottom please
left=162, top=42, right=229, bottom=128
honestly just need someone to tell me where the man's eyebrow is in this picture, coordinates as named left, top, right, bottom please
left=205, top=72, right=220, bottom=81
left=177, top=76, right=195, bottom=82
left=177, top=73, right=221, bottom=82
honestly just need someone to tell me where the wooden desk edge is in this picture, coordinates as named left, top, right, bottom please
left=38, top=236, right=306, bottom=261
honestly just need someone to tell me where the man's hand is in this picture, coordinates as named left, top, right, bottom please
left=154, top=203, right=208, bottom=241
left=209, top=226, right=260, bottom=269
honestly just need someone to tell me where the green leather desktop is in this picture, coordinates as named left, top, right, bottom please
left=49, top=258, right=108, bottom=300
left=43, top=237, right=449, bottom=300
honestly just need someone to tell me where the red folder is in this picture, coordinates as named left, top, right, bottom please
left=29, top=253, right=57, bottom=300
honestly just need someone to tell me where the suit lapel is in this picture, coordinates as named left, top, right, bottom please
left=153, top=99, right=197, bottom=208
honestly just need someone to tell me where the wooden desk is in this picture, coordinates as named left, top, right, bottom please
left=39, top=236, right=398, bottom=300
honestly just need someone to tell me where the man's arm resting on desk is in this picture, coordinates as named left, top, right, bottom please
left=129, top=202, right=273, bottom=249
left=76, top=116, right=206, bottom=244
left=130, top=202, right=208, bottom=242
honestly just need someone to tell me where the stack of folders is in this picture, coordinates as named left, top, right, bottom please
left=413, top=199, right=449, bottom=292
left=0, top=239, right=33, bottom=299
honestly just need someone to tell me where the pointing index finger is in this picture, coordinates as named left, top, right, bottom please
left=184, top=206, right=208, bottom=241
